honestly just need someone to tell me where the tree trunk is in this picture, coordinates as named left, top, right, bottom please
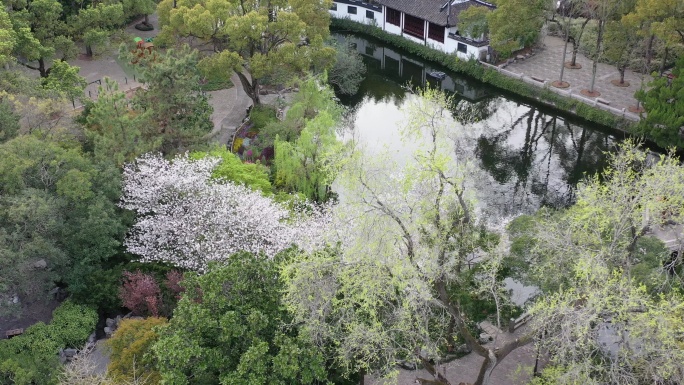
left=645, top=34, right=655, bottom=74
left=86, top=44, right=93, bottom=57
left=589, top=19, right=604, bottom=93
left=660, top=46, right=669, bottom=75
left=619, top=66, right=625, bottom=84
left=558, top=16, right=570, bottom=82
left=473, top=336, right=535, bottom=385
left=419, top=355, right=451, bottom=385
left=144, top=14, right=149, bottom=25
left=358, top=367, right=365, bottom=385
left=38, top=57, right=48, bottom=78
left=235, top=70, right=260, bottom=105
left=570, top=18, right=590, bottom=66
left=474, top=349, right=497, bottom=385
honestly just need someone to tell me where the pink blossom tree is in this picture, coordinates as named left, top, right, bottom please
left=121, top=153, right=329, bottom=271
left=119, top=270, right=161, bottom=316
left=164, top=270, right=184, bottom=300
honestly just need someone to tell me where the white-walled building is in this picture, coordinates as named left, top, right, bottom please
left=329, top=0, right=495, bottom=61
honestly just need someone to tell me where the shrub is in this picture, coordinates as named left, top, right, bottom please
left=0, top=301, right=97, bottom=385
left=120, top=270, right=162, bottom=317
left=107, top=317, right=168, bottom=385
left=190, top=147, right=273, bottom=194
left=50, top=301, right=99, bottom=348
left=250, top=104, right=278, bottom=129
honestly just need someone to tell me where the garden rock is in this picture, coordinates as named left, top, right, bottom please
left=105, top=318, right=116, bottom=328
left=455, top=344, right=471, bottom=354
left=478, top=333, right=494, bottom=344
left=33, top=259, right=47, bottom=269
left=104, top=326, right=113, bottom=337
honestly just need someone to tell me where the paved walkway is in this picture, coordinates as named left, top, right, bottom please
left=89, top=339, right=111, bottom=375
left=503, top=35, right=651, bottom=119
left=369, top=324, right=538, bottom=385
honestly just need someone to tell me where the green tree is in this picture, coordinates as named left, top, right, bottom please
left=327, top=37, right=366, bottom=95
left=71, top=2, right=125, bottom=57
left=42, top=59, right=87, bottom=103
left=635, top=57, right=684, bottom=149
left=273, top=79, right=346, bottom=202
left=458, top=6, right=491, bottom=40
left=283, top=88, right=531, bottom=385
left=127, top=45, right=214, bottom=154
left=84, top=78, right=159, bottom=166
left=0, top=8, right=17, bottom=66
left=152, top=252, right=330, bottom=385
left=603, top=20, right=640, bottom=85
left=159, top=0, right=336, bottom=104
left=0, top=135, right=125, bottom=312
left=0, top=98, right=20, bottom=142
left=108, top=317, right=168, bottom=385
left=7, top=0, right=77, bottom=77
left=583, top=0, right=635, bottom=94
left=623, top=0, right=684, bottom=74
left=122, top=0, right=156, bottom=25
left=524, top=143, right=684, bottom=384
left=487, top=0, right=548, bottom=58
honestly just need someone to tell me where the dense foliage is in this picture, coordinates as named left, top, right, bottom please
left=0, top=301, right=97, bottom=385
left=635, top=57, right=684, bottom=149
left=0, top=135, right=125, bottom=312
left=157, top=0, right=336, bottom=104
left=152, top=252, right=333, bottom=385
left=107, top=317, right=168, bottom=384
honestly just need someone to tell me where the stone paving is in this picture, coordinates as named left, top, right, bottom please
left=369, top=324, right=539, bottom=385
left=503, top=35, right=652, bottom=121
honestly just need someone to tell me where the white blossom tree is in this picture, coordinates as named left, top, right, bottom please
left=121, top=153, right=329, bottom=270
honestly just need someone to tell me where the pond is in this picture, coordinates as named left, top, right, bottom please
left=333, top=33, right=628, bottom=218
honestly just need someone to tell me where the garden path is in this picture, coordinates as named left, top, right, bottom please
left=503, top=35, right=652, bottom=118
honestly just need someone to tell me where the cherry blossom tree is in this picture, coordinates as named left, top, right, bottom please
left=121, top=153, right=329, bottom=270
left=119, top=270, right=161, bottom=317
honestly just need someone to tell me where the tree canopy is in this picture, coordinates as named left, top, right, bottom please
left=157, top=0, right=336, bottom=104
left=635, top=57, right=684, bottom=148
left=520, top=143, right=684, bottom=383
left=152, top=252, right=333, bottom=385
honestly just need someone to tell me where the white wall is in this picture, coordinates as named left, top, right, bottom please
left=331, top=1, right=491, bottom=61
left=384, top=22, right=401, bottom=35
left=403, top=33, right=424, bottom=45
left=426, top=37, right=446, bottom=52
left=329, top=2, right=381, bottom=26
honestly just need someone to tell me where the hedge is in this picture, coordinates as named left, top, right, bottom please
left=0, top=301, right=98, bottom=384
left=331, top=18, right=635, bottom=133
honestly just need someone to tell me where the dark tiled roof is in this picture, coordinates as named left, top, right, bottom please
left=374, top=0, right=495, bottom=26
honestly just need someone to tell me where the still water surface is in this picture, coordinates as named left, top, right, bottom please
left=334, top=33, right=627, bottom=217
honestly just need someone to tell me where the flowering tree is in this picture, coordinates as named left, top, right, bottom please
left=121, top=153, right=329, bottom=270
left=119, top=270, right=161, bottom=317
